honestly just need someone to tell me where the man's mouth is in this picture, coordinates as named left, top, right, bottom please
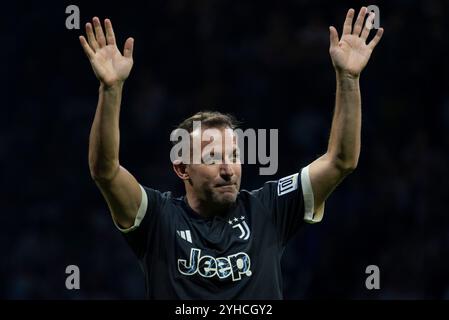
left=216, top=182, right=235, bottom=187
left=215, top=183, right=236, bottom=191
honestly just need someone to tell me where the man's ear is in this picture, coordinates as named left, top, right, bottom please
left=173, top=160, right=189, bottom=180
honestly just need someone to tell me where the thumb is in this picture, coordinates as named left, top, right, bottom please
left=329, top=26, right=339, bottom=48
left=123, top=37, right=134, bottom=58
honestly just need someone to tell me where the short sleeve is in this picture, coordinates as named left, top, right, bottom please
left=115, top=185, right=166, bottom=259
left=114, top=185, right=149, bottom=233
left=250, top=166, right=325, bottom=246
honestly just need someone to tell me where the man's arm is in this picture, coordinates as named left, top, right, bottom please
left=80, top=17, right=141, bottom=229
left=308, top=7, right=384, bottom=215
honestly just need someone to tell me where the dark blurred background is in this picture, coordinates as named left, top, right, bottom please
left=1, top=0, right=448, bottom=299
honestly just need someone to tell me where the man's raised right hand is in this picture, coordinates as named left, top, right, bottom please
left=79, top=17, right=134, bottom=87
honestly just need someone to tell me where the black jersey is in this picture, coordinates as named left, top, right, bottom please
left=118, top=167, right=323, bottom=299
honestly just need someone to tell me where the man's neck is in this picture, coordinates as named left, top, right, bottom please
left=185, top=192, right=229, bottom=218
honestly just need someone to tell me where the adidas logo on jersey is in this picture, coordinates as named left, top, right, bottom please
left=177, top=230, right=192, bottom=243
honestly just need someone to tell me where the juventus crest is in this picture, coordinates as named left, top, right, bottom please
left=228, top=216, right=251, bottom=240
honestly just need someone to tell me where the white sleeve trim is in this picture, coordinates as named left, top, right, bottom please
left=301, top=165, right=325, bottom=224
left=114, top=185, right=148, bottom=233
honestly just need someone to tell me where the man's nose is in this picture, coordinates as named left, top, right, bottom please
left=219, top=163, right=234, bottom=179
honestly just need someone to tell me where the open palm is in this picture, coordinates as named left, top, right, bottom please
left=329, top=7, right=384, bottom=77
left=79, top=17, right=134, bottom=86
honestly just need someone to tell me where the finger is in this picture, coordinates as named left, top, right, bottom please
left=85, top=22, right=98, bottom=51
left=352, top=7, right=367, bottom=36
left=123, top=37, right=134, bottom=58
left=342, top=8, right=355, bottom=35
left=360, top=12, right=375, bottom=41
left=92, top=17, right=106, bottom=47
left=368, top=28, right=384, bottom=50
left=329, top=26, right=339, bottom=48
left=79, top=35, right=95, bottom=59
left=104, top=18, right=116, bottom=46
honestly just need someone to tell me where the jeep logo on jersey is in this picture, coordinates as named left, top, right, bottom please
left=178, top=248, right=252, bottom=281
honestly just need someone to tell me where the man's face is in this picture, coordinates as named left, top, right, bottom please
left=186, top=126, right=242, bottom=207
